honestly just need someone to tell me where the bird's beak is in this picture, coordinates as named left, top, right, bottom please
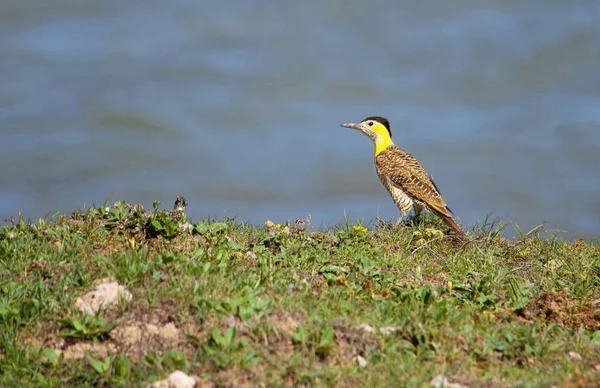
left=341, top=122, right=361, bottom=130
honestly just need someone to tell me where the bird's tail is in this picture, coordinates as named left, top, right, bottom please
left=431, top=208, right=468, bottom=240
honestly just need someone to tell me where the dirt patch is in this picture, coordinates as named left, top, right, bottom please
left=207, top=367, right=254, bottom=388
left=45, top=318, right=188, bottom=361
left=109, top=320, right=183, bottom=358
left=560, top=371, right=600, bottom=388
left=263, top=309, right=307, bottom=358
left=519, top=292, right=600, bottom=330
left=332, top=320, right=377, bottom=367
left=310, top=274, right=328, bottom=296
left=261, top=311, right=377, bottom=369
left=32, top=296, right=202, bottom=363
left=55, top=340, right=116, bottom=359
left=268, top=309, right=305, bottom=335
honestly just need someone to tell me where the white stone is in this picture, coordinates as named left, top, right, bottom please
left=147, top=370, right=197, bottom=388
left=568, top=351, right=582, bottom=360
left=430, top=374, right=468, bottom=388
left=379, top=326, right=398, bottom=335
left=358, top=323, right=374, bottom=334
left=75, top=281, right=132, bottom=314
left=355, top=355, right=367, bottom=368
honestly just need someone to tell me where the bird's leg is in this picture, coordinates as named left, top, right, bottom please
left=413, top=203, right=424, bottom=217
left=394, top=217, right=403, bottom=227
left=394, top=210, right=410, bottom=227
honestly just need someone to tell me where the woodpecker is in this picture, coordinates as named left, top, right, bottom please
left=341, top=116, right=467, bottom=239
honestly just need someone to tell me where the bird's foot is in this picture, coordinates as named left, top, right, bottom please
left=394, top=216, right=413, bottom=228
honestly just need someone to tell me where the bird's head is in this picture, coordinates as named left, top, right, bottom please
left=341, top=116, right=392, bottom=142
left=341, top=116, right=393, bottom=155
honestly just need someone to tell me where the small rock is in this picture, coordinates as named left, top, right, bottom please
left=75, top=281, right=132, bottom=314
left=244, top=251, right=257, bottom=261
left=379, top=326, right=398, bottom=336
left=355, top=355, right=367, bottom=368
left=430, top=374, right=468, bottom=388
left=358, top=323, right=374, bottom=334
left=147, top=370, right=197, bottom=388
left=568, top=351, right=582, bottom=361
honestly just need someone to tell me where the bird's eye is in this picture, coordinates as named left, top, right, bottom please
left=368, top=121, right=373, bottom=127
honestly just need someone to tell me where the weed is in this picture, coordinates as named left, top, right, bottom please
left=59, top=314, right=116, bottom=341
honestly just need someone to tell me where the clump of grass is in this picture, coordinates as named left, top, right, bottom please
left=0, top=199, right=599, bottom=386
left=59, top=314, right=116, bottom=341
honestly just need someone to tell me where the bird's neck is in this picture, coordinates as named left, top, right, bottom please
left=374, top=136, right=394, bottom=157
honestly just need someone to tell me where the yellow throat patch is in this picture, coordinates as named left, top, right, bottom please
left=372, top=122, right=394, bottom=156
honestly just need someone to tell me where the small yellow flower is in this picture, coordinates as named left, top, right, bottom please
left=414, top=238, right=427, bottom=247
left=447, top=280, right=453, bottom=290
left=353, top=225, right=368, bottom=233
left=424, top=228, right=444, bottom=239
left=281, top=226, right=290, bottom=235
left=275, top=223, right=283, bottom=229
left=265, top=220, right=275, bottom=230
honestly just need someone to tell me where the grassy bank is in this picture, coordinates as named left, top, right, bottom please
left=1, top=200, right=599, bottom=387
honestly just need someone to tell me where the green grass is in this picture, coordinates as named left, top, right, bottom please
left=1, top=200, right=600, bottom=387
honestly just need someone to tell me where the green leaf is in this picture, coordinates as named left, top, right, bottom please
left=226, top=239, right=242, bottom=250
left=88, top=356, right=111, bottom=374
left=186, top=333, right=202, bottom=346
left=316, top=327, right=336, bottom=356
left=224, top=327, right=236, bottom=348
left=211, top=329, right=225, bottom=348
left=512, top=297, right=531, bottom=313
left=319, top=327, right=335, bottom=346
left=238, top=305, right=253, bottom=321
left=193, top=222, right=209, bottom=234
left=292, top=325, right=308, bottom=345
left=209, top=222, right=228, bottom=233
left=151, top=220, right=163, bottom=231
left=213, top=247, right=228, bottom=262
left=41, top=348, right=58, bottom=363
left=114, top=356, right=130, bottom=378
left=162, top=253, right=175, bottom=264
left=320, top=265, right=347, bottom=274
left=591, top=331, right=600, bottom=346
left=71, top=318, right=85, bottom=332
left=143, top=352, right=162, bottom=368
left=322, top=273, right=336, bottom=283
left=163, top=350, right=188, bottom=370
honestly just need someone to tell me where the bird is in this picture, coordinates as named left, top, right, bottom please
left=340, top=116, right=467, bottom=239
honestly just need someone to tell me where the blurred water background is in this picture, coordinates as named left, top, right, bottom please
left=1, top=1, right=600, bottom=239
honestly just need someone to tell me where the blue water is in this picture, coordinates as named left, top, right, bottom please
left=1, top=1, right=600, bottom=238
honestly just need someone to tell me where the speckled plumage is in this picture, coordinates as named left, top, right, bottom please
left=375, top=145, right=466, bottom=238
